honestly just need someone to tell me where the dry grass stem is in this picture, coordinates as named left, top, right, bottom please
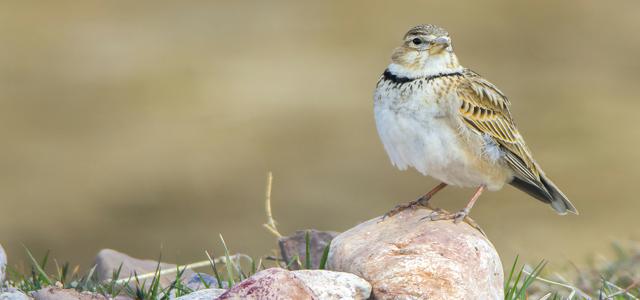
left=262, top=172, right=282, bottom=238
left=113, top=254, right=245, bottom=284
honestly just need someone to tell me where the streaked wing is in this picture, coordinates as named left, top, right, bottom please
left=456, top=69, right=544, bottom=190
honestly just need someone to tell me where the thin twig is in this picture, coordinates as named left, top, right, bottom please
left=113, top=254, right=245, bottom=284
left=262, top=171, right=282, bottom=238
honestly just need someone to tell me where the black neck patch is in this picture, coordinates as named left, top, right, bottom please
left=382, top=69, right=463, bottom=84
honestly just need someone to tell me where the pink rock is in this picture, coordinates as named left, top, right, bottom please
left=217, top=268, right=371, bottom=299
left=327, top=208, right=504, bottom=300
left=217, top=268, right=315, bottom=300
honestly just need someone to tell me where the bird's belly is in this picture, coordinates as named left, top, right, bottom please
left=374, top=104, right=509, bottom=190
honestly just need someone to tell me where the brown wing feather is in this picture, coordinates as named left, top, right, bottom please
left=453, top=69, right=576, bottom=214
left=456, top=69, right=542, bottom=188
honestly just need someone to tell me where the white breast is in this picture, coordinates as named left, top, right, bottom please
left=374, top=77, right=507, bottom=189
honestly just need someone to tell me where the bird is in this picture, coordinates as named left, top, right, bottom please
left=374, top=24, right=577, bottom=223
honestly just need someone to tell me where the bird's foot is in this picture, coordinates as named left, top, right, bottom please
left=380, top=195, right=432, bottom=221
left=424, top=208, right=469, bottom=224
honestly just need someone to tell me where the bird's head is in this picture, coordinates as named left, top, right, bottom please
left=389, top=24, right=461, bottom=78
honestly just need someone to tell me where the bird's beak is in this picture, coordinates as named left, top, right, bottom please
left=429, top=36, right=451, bottom=54
left=432, top=36, right=450, bottom=47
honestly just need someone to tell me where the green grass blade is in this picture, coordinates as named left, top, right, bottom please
left=160, top=266, right=187, bottom=300
left=196, top=273, right=211, bottom=289
left=149, top=257, right=163, bottom=300
left=515, top=260, right=546, bottom=299
left=286, top=255, right=300, bottom=270
left=40, top=250, right=50, bottom=270
left=205, top=251, right=224, bottom=289
left=319, top=242, right=331, bottom=270
left=80, top=265, right=97, bottom=291
left=60, top=262, right=70, bottom=285
left=304, top=231, right=312, bottom=269
left=24, top=247, right=52, bottom=286
left=220, top=234, right=236, bottom=287
left=505, top=255, right=519, bottom=293
left=506, top=265, right=524, bottom=300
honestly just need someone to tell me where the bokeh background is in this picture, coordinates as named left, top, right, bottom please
left=1, top=0, right=639, bottom=270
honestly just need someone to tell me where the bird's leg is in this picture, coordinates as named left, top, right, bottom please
left=428, top=185, right=485, bottom=223
left=382, top=182, right=447, bottom=220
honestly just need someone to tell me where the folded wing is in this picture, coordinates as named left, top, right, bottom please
left=455, top=69, right=577, bottom=214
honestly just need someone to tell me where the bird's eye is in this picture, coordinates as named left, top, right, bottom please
left=412, top=38, right=423, bottom=45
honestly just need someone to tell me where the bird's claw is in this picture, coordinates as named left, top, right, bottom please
left=380, top=203, right=415, bottom=222
left=453, top=208, right=469, bottom=224
left=380, top=196, right=432, bottom=222
left=421, top=208, right=469, bottom=223
left=419, top=208, right=444, bottom=221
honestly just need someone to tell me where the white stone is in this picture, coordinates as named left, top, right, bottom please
left=173, top=288, right=226, bottom=300
left=0, top=244, right=6, bottom=283
left=0, top=289, right=31, bottom=300
left=292, top=270, right=371, bottom=300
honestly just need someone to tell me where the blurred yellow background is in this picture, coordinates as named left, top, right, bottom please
left=1, top=0, right=639, bottom=270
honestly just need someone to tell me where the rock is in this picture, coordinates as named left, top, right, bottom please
left=32, top=287, right=106, bottom=300
left=0, top=244, right=6, bottom=283
left=218, top=268, right=371, bottom=300
left=0, top=288, right=31, bottom=300
left=292, top=269, right=371, bottom=300
left=94, top=249, right=195, bottom=289
left=278, top=230, right=339, bottom=269
left=173, top=288, right=226, bottom=300
left=327, top=208, right=504, bottom=300
left=217, top=268, right=315, bottom=299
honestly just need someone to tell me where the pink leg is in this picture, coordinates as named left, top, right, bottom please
left=429, top=185, right=485, bottom=223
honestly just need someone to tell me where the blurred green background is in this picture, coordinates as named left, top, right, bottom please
left=1, top=0, right=639, bottom=270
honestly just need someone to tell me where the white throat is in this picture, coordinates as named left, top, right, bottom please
left=388, top=52, right=463, bottom=79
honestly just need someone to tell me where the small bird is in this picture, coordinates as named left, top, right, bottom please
left=374, top=24, right=577, bottom=223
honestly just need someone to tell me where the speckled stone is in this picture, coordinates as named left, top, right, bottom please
left=327, top=208, right=504, bottom=300
left=292, top=269, right=371, bottom=300
left=217, top=268, right=315, bottom=300
left=217, top=268, right=371, bottom=300
left=173, top=288, right=226, bottom=300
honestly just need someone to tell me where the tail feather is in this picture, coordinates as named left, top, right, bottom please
left=509, top=174, right=578, bottom=215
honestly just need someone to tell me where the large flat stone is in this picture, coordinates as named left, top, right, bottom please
left=327, top=208, right=503, bottom=299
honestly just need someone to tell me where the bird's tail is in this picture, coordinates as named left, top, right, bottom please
left=540, top=174, right=578, bottom=215
left=510, top=174, right=578, bottom=215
